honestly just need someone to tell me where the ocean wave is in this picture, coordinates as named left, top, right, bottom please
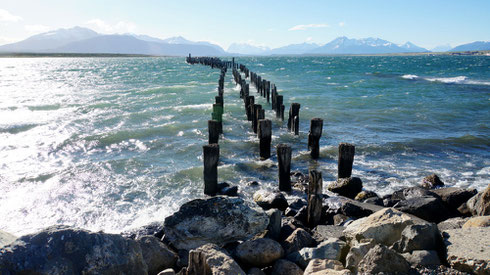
left=172, top=103, right=212, bottom=111
left=425, top=76, right=468, bottom=84
left=401, top=74, right=419, bottom=80
left=0, top=124, right=39, bottom=134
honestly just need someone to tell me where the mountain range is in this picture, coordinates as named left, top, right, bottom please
left=0, top=26, right=488, bottom=56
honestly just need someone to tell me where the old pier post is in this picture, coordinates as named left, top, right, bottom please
left=208, top=120, right=220, bottom=144
left=212, top=103, right=223, bottom=134
left=203, top=144, right=219, bottom=195
left=258, top=119, right=272, bottom=160
left=276, top=95, right=283, bottom=119
left=253, top=104, right=262, bottom=133
left=307, top=169, right=323, bottom=228
left=277, top=144, right=292, bottom=192
left=288, top=103, right=301, bottom=134
left=338, top=143, right=355, bottom=178
left=308, top=118, right=323, bottom=159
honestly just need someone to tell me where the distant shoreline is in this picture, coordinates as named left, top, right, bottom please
left=0, top=53, right=160, bottom=58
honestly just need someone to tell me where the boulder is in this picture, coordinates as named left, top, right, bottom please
left=121, top=221, right=165, bottom=240
left=234, top=238, right=284, bottom=268
left=0, top=225, right=147, bottom=274
left=311, top=225, right=345, bottom=243
left=340, top=201, right=373, bottom=218
left=253, top=190, right=289, bottom=211
left=327, top=177, right=362, bottom=199
left=437, top=217, right=469, bottom=231
left=0, top=231, right=16, bottom=248
left=190, top=243, right=246, bottom=275
left=362, top=197, right=384, bottom=206
left=402, top=250, right=441, bottom=267
left=421, top=174, right=444, bottom=189
left=288, top=238, right=347, bottom=269
left=394, top=196, right=453, bottom=223
left=304, top=259, right=351, bottom=275
left=279, top=217, right=305, bottom=242
left=345, top=238, right=376, bottom=273
left=354, top=190, right=378, bottom=201
left=137, top=236, right=178, bottom=275
left=282, top=228, right=316, bottom=255
left=164, top=197, right=268, bottom=250
left=271, top=259, right=303, bottom=275
left=343, top=208, right=420, bottom=246
left=358, top=245, right=410, bottom=274
left=391, top=186, right=440, bottom=201
left=266, top=209, right=282, bottom=241
left=391, top=223, right=440, bottom=253
left=443, top=227, right=490, bottom=274
left=433, top=187, right=477, bottom=210
left=220, top=186, right=239, bottom=197
left=466, top=185, right=490, bottom=216
left=462, top=215, right=490, bottom=228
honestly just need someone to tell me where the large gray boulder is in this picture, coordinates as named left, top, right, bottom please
left=421, top=174, right=445, bottom=189
left=271, top=259, right=303, bottom=275
left=433, top=187, right=477, bottom=210
left=0, top=225, right=147, bottom=275
left=253, top=190, right=289, bottom=211
left=345, top=238, right=376, bottom=273
left=282, top=228, right=316, bottom=255
left=0, top=231, right=16, bottom=248
left=358, top=245, right=410, bottom=274
left=393, top=196, right=453, bottom=223
left=465, top=185, right=490, bottom=216
left=288, top=238, right=347, bottom=269
left=443, top=227, right=490, bottom=275
left=391, top=223, right=440, bottom=253
left=164, top=197, right=268, bottom=250
left=327, top=177, right=362, bottom=199
left=311, top=225, right=345, bottom=243
left=402, top=250, right=441, bottom=267
left=189, top=243, right=246, bottom=275
left=234, top=238, right=284, bottom=268
left=136, top=236, right=177, bottom=275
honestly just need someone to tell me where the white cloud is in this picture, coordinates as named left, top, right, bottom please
left=0, top=9, right=22, bottom=22
left=288, top=23, right=329, bottom=31
left=338, top=22, right=345, bottom=27
left=25, top=24, right=51, bottom=34
left=85, top=19, right=137, bottom=34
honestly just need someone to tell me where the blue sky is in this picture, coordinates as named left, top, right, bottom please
left=1, top=0, right=489, bottom=49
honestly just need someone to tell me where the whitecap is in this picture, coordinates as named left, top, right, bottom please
left=424, top=76, right=467, bottom=84
left=172, top=103, right=212, bottom=111
left=401, top=74, right=419, bottom=80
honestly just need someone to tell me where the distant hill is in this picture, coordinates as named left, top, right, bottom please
left=268, top=43, right=320, bottom=55
left=450, top=41, right=490, bottom=52
left=431, top=44, right=452, bottom=52
left=227, top=43, right=270, bottom=55
left=308, top=36, right=428, bottom=54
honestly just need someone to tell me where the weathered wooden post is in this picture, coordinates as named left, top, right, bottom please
left=277, top=144, right=292, bottom=192
left=253, top=104, right=262, bottom=133
left=212, top=104, right=223, bottom=134
left=188, top=250, right=207, bottom=275
left=208, top=120, right=220, bottom=144
left=266, top=81, right=270, bottom=103
left=280, top=105, right=285, bottom=121
left=246, top=96, right=254, bottom=121
left=293, top=115, right=299, bottom=135
left=276, top=95, right=283, bottom=118
left=258, top=119, right=272, bottom=160
left=338, top=143, right=355, bottom=178
left=288, top=103, right=301, bottom=132
left=215, top=96, right=223, bottom=107
left=203, top=144, right=219, bottom=195
left=308, top=118, right=323, bottom=159
left=307, top=169, right=323, bottom=227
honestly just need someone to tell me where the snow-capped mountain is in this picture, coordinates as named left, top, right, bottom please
left=450, top=41, right=490, bottom=52
left=399, top=42, right=429, bottom=52
left=308, top=36, right=427, bottom=54
left=269, top=42, right=320, bottom=55
left=227, top=43, right=271, bottom=55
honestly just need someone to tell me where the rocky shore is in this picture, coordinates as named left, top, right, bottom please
left=1, top=174, right=489, bottom=275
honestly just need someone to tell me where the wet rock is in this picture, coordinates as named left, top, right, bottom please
left=0, top=225, right=147, bottom=274
left=0, top=230, right=16, bottom=248
left=279, top=216, right=305, bottom=242
left=354, top=190, right=379, bottom=201
left=304, top=259, right=351, bottom=275
left=137, top=236, right=178, bottom=275
left=311, top=225, right=345, bottom=243
left=266, top=209, right=282, bottom=241
left=421, top=174, right=445, bottom=189
left=164, top=197, right=268, bottom=250
left=345, top=238, right=376, bottom=273
left=234, top=238, right=284, bottom=268
left=465, top=185, right=490, bottom=216
left=362, top=197, right=384, bottom=206
left=340, top=201, right=373, bottom=218
left=253, top=190, right=288, bottom=211
left=394, top=196, right=453, bottom=223
left=438, top=217, right=469, bottom=231
left=289, top=198, right=308, bottom=210
left=271, top=259, right=303, bottom=275
left=327, top=177, right=362, bottom=199
left=462, top=215, right=490, bottom=228
left=392, top=223, right=440, bottom=253
left=358, top=245, right=410, bottom=274
left=288, top=238, right=347, bottom=269
left=392, top=186, right=440, bottom=201
left=191, top=243, right=246, bottom=275
left=248, top=181, right=259, bottom=186
left=433, top=187, right=477, bottom=210
left=443, top=227, right=490, bottom=274
left=402, top=250, right=441, bottom=267
left=343, top=208, right=421, bottom=246
left=282, top=228, right=316, bottom=255
left=121, top=221, right=165, bottom=240
left=220, top=186, right=238, bottom=197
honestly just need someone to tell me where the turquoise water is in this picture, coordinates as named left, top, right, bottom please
left=0, top=56, right=489, bottom=235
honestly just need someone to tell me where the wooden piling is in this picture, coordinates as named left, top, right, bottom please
left=288, top=103, right=301, bottom=132
left=253, top=104, right=262, bottom=133
left=246, top=96, right=254, bottom=121
left=203, top=144, right=219, bottom=195
left=293, top=115, right=299, bottom=135
left=307, top=169, right=323, bottom=227
left=276, top=95, right=283, bottom=118
left=308, top=118, right=323, bottom=159
left=338, top=143, right=355, bottom=178
left=208, top=120, right=220, bottom=144
left=258, top=119, right=272, bottom=160
left=277, top=144, right=292, bottom=192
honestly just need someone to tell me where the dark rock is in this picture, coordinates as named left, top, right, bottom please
left=164, top=197, right=268, bottom=250
left=354, top=190, right=379, bottom=201
left=402, top=250, right=441, bottom=267
left=289, top=198, right=307, bottom=210
left=218, top=182, right=230, bottom=190
left=248, top=181, right=259, bottom=186
left=394, top=196, right=453, bottom=223
left=340, top=201, right=373, bottom=218
left=247, top=267, right=266, bottom=275
left=465, top=185, right=490, bottom=216
left=383, top=197, right=401, bottom=207
left=271, top=259, right=303, bottom=275
left=294, top=205, right=308, bottom=224
left=253, top=190, right=289, bottom=211
left=358, top=245, right=411, bottom=274
left=311, top=225, right=346, bottom=243
left=392, top=186, right=440, bottom=201
left=363, top=196, right=384, bottom=206
left=282, top=228, right=316, bottom=255
left=421, top=174, right=445, bottom=189
left=235, top=238, right=284, bottom=268
left=266, top=209, right=282, bottom=241
left=392, top=223, right=440, bottom=253
left=327, top=177, right=363, bottom=199
left=137, top=236, right=178, bottom=275
left=279, top=217, right=305, bottom=242
left=176, top=249, right=189, bottom=270
left=0, top=225, right=147, bottom=275
left=433, top=187, right=477, bottom=210
left=121, top=221, right=165, bottom=240
left=220, top=186, right=238, bottom=197
left=157, top=268, right=176, bottom=275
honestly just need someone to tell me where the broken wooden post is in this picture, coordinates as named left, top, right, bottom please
left=246, top=96, right=254, bottom=121
left=203, top=144, right=219, bottom=195
left=276, top=95, right=283, bottom=118
left=208, top=120, right=220, bottom=144
left=308, top=118, right=323, bottom=159
left=258, top=119, right=272, bottom=160
left=253, top=104, right=262, bottom=133
left=212, top=104, right=223, bottom=134
left=288, top=103, right=301, bottom=132
left=277, top=144, right=292, bottom=192
left=338, top=143, right=355, bottom=178
left=280, top=105, right=285, bottom=121
left=307, top=169, right=323, bottom=228
left=293, top=115, right=299, bottom=135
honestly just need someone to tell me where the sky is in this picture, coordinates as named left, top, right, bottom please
left=1, top=0, right=489, bottom=50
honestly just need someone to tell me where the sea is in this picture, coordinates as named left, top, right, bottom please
left=0, top=55, right=489, bottom=235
